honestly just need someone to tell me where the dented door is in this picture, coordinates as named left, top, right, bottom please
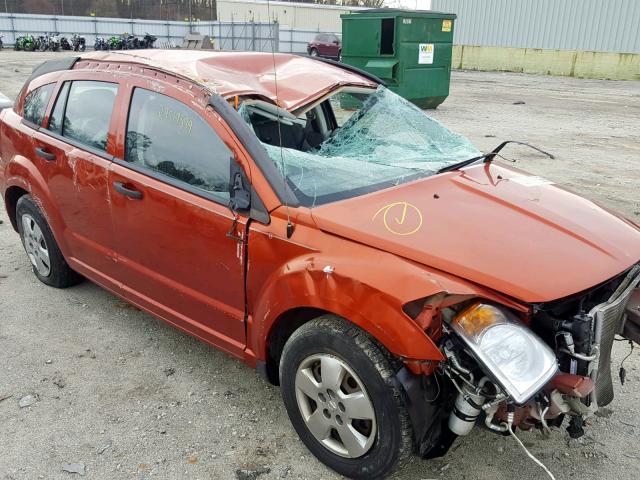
left=33, top=130, right=119, bottom=282
left=30, top=78, right=122, bottom=287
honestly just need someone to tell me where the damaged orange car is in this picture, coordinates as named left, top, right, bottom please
left=1, top=51, right=640, bottom=479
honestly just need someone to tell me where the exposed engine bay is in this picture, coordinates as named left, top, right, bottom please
left=401, top=264, right=640, bottom=466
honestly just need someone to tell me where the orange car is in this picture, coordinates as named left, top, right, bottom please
left=1, top=51, right=639, bottom=479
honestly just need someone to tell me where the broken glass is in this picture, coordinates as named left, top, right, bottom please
left=241, top=86, right=480, bottom=207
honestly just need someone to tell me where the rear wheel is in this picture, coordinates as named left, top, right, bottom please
left=280, top=315, right=414, bottom=479
left=16, top=195, right=82, bottom=288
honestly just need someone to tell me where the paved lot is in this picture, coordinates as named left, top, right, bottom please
left=1, top=51, right=639, bottom=479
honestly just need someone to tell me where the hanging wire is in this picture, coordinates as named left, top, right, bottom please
left=266, top=0, right=293, bottom=238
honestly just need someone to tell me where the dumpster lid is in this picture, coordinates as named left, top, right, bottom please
left=364, top=59, right=398, bottom=80
left=350, top=8, right=456, bottom=19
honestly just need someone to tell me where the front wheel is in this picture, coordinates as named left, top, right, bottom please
left=280, top=315, right=414, bottom=479
left=309, top=48, right=319, bottom=57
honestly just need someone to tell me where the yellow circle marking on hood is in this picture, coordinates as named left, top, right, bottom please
left=373, top=201, right=423, bottom=236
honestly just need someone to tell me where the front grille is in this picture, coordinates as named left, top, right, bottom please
left=589, top=265, right=640, bottom=407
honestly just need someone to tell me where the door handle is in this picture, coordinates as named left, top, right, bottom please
left=35, top=147, right=56, bottom=161
left=113, top=181, right=143, bottom=200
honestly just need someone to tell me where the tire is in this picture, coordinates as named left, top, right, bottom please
left=310, top=48, right=319, bottom=57
left=280, top=315, right=414, bottom=479
left=16, top=195, right=82, bottom=288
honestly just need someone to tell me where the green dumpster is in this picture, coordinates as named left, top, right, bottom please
left=340, top=9, right=456, bottom=109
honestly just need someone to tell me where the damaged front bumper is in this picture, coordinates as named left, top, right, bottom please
left=399, top=265, right=640, bottom=458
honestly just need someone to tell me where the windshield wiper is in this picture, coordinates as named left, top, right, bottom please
left=437, top=140, right=555, bottom=174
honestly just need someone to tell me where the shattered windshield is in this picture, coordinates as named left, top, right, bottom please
left=241, top=86, right=480, bottom=207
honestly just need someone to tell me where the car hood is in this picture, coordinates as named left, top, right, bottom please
left=311, top=164, right=640, bottom=303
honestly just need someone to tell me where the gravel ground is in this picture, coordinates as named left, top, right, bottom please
left=1, top=51, right=639, bottom=480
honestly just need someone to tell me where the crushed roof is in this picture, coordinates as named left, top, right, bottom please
left=80, top=50, right=377, bottom=110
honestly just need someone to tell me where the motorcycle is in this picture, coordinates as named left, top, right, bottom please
left=107, top=35, right=123, bottom=50
left=15, top=34, right=36, bottom=51
left=48, top=33, right=61, bottom=52
left=140, top=33, right=157, bottom=49
left=71, top=34, right=86, bottom=52
left=60, top=36, right=72, bottom=51
left=35, top=35, right=48, bottom=52
left=94, top=37, right=108, bottom=51
left=121, top=33, right=140, bottom=50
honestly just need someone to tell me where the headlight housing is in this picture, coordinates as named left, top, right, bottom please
left=451, top=303, right=558, bottom=404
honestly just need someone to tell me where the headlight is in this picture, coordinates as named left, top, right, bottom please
left=451, top=303, right=558, bottom=404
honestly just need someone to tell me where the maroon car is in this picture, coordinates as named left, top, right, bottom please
left=307, top=33, right=341, bottom=60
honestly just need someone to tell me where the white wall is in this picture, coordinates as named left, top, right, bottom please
left=386, top=1, right=432, bottom=9
left=216, top=0, right=366, bottom=32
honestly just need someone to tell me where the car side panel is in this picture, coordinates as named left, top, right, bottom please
left=106, top=74, right=249, bottom=358
left=0, top=107, right=73, bottom=254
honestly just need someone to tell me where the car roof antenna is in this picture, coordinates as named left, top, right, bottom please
left=267, top=0, right=294, bottom=239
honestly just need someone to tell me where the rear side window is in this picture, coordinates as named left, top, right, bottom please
left=23, top=83, right=54, bottom=126
left=64, top=81, right=117, bottom=151
left=125, top=88, right=231, bottom=200
left=47, top=80, right=117, bottom=151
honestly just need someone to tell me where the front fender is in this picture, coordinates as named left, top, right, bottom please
left=246, top=220, right=518, bottom=362
left=252, top=256, right=445, bottom=361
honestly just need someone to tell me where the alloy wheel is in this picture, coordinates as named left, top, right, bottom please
left=21, top=213, right=51, bottom=277
left=295, top=353, right=377, bottom=458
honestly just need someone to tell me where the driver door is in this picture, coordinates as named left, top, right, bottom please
left=108, top=80, right=248, bottom=357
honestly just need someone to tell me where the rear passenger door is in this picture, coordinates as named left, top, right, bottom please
left=30, top=76, right=122, bottom=288
left=108, top=80, right=248, bottom=356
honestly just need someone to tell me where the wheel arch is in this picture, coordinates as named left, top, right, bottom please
left=4, top=184, right=29, bottom=231
left=250, top=262, right=450, bottom=385
left=3, top=157, right=71, bottom=255
left=261, top=306, right=329, bottom=385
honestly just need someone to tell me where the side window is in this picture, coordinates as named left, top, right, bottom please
left=23, top=83, right=55, bottom=126
left=47, top=81, right=70, bottom=135
left=62, top=81, right=118, bottom=151
left=125, top=88, right=231, bottom=200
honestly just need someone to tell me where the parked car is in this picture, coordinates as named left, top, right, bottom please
left=1, top=51, right=639, bottom=479
left=307, top=33, right=341, bottom=60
